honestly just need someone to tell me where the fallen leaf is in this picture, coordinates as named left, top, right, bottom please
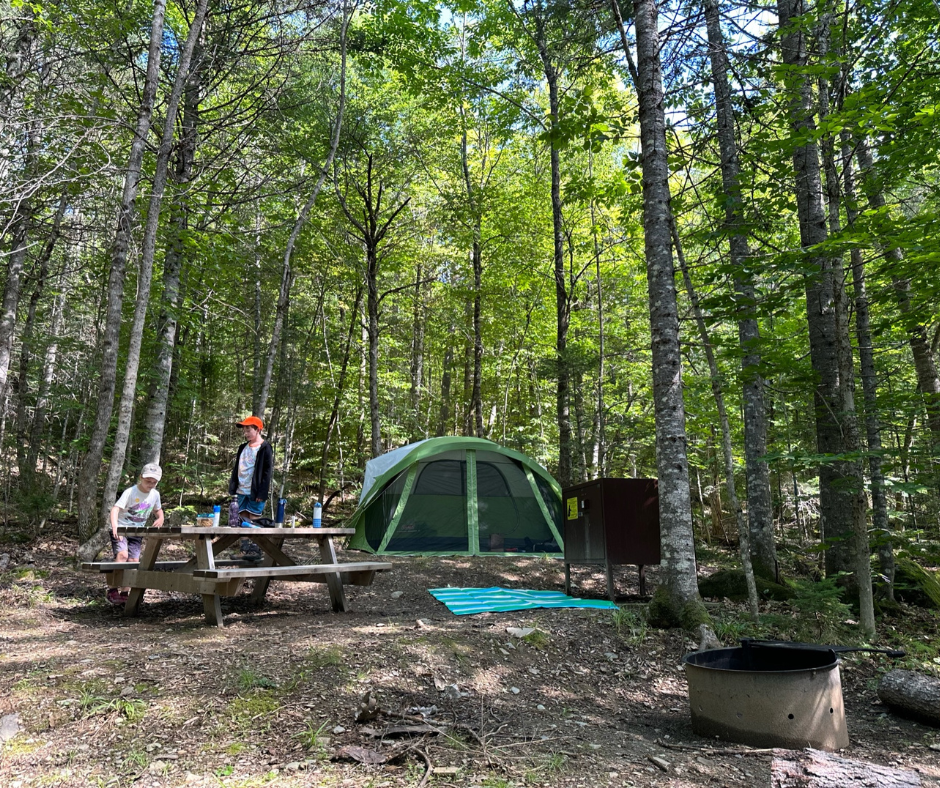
left=332, top=746, right=387, bottom=764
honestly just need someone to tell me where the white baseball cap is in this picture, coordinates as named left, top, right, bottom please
left=141, top=463, right=163, bottom=481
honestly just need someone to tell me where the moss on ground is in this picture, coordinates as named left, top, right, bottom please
left=698, top=569, right=794, bottom=602
left=893, top=557, right=940, bottom=609
left=647, top=586, right=712, bottom=631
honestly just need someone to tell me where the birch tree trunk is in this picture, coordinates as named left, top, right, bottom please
left=631, top=0, right=711, bottom=630
left=0, top=9, right=40, bottom=407
left=673, top=219, right=760, bottom=620
left=0, top=113, right=42, bottom=411
left=702, top=0, right=777, bottom=580
left=77, top=0, right=211, bottom=562
left=75, top=0, right=167, bottom=543
left=14, top=193, right=66, bottom=480
left=138, top=60, right=200, bottom=466
left=25, top=288, right=65, bottom=479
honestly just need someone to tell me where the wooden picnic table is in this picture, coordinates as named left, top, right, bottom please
left=82, top=526, right=391, bottom=627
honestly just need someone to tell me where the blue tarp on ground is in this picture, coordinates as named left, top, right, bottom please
left=428, top=586, right=618, bottom=615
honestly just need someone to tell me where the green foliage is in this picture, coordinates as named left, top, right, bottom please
left=304, top=646, right=345, bottom=670
left=892, top=557, right=940, bottom=609
left=235, top=668, right=278, bottom=692
left=783, top=577, right=854, bottom=643
left=611, top=606, right=648, bottom=646
left=712, top=613, right=765, bottom=644
left=292, top=720, right=331, bottom=754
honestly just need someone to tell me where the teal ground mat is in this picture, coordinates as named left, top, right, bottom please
left=428, top=586, right=619, bottom=615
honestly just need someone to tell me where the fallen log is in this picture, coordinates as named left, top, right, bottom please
left=878, top=669, right=940, bottom=726
left=771, top=748, right=921, bottom=787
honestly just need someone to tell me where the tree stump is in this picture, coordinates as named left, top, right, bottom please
left=878, top=669, right=940, bottom=726
left=771, top=748, right=921, bottom=787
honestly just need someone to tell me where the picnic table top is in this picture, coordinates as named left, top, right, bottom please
left=116, top=526, right=354, bottom=537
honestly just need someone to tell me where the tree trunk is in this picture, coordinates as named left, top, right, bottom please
left=138, top=61, right=200, bottom=467
left=438, top=328, right=454, bottom=436
left=673, top=218, right=760, bottom=620
left=630, top=0, right=710, bottom=631
left=366, top=244, right=382, bottom=457
left=532, top=14, right=572, bottom=488
left=409, top=263, right=425, bottom=443
left=590, top=154, right=606, bottom=478
left=0, top=10, right=39, bottom=406
left=14, top=193, right=66, bottom=480
left=85, top=0, right=210, bottom=563
left=75, top=0, right=167, bottom=544
left=702, top=0, right=776, bottom=580
left=878, top=669, right=940, bottom=725
left=856, top=140, right=940, bottom=464
left=25, top=289, right=65, bottom=479
left=841, top=133, right=893, bottom=597
left=0, top=114, right=43, bottom=410
left=471, top=238, right=484, bottom=438
left=815, top=14, right=874, bottom=634
left=771, top=749, right=922, bottom=788
left=776, top=0, right=858, bottom=585
left=319, top=287, right=362, bottom=501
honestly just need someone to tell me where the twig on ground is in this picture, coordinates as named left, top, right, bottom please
left=414, top=747, right=433, bottom=788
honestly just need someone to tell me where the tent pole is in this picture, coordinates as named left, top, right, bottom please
left=377, top=464, right=418, bottom=553
left=524, top=466, right=564, bottom=550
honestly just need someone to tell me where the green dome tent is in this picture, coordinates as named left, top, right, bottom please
left=347, top=437, right=564, bottom=556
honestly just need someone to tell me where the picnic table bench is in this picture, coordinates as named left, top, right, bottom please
left=82, top=526, right=391, bottom=627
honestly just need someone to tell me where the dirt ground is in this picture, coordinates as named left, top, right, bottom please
left=1, top=524, right=939, bottom=788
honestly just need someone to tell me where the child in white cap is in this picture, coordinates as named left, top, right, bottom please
left=106, top=463, right=165, bottom=605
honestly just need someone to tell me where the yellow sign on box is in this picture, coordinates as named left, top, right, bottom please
left=566, top=497, right=579, bottom=520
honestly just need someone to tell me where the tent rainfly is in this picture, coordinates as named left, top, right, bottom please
left=347, top=437, right=564, bottom=556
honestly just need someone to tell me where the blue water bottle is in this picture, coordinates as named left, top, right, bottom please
left=212, top=505, right=221, bottom=527
left=275, top=498, right=287, bottom=525
left=313, top=501, right=322, bottom=528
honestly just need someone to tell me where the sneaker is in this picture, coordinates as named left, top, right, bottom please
left=240, top=552, right=263, bottom=562
left=106, top=589, right=124, bottom=606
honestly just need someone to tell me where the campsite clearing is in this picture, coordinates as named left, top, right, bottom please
left=1, top=523, right=939, bottom=788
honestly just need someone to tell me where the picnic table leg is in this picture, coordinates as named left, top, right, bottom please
left=564, top=562, right=571, bottom=596
left=124, top=538, right=162, bottom=616
left=319, top=536, right=348, bottom=612
left=248, top=536, right=285, bottom=604
left=605, top=561, right=616, bottom=602
left=194, top=535, right=223, bottom=627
